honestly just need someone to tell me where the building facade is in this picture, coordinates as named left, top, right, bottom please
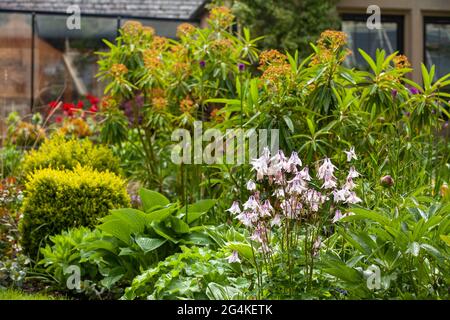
left=0, top=0, right=449, bottom=135
left=338, top=0, right=450, bottom=82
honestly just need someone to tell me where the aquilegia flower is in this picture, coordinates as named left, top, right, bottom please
left=227, top=201, right=241, bottom=215
left=229, top=148, right=363, bottom=263
left=344, top=146, right=357, bottom=162
left=246, top=180, right=257, bottom=191
left=227, top=251, right=241, bottom=263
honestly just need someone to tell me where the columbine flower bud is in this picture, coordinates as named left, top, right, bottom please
left=380, top=175, right=394, bottom=188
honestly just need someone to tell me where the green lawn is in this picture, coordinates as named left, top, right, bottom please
left=0, top=289, right=65, bottom=300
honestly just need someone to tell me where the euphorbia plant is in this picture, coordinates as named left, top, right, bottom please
left=227, top=147, right=362, bottom=297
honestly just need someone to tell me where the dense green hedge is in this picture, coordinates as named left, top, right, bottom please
left=21, top=135, right=121, bottom=176
left=20, top=165, right=130, bottom=257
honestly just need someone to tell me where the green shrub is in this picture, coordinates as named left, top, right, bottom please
left=20, top=165, right=130, bottom=257
left=21, top=135, right=121, bottom=176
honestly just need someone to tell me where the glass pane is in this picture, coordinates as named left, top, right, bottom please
left=343, top=21, right=398, bottom=69
left=0, top=12, right=32, bottom=137
left=121, top=18, right=198, bottom=38
left=425, top=23, right=450, bottom=79
left=34, top=14, right=117, bottom=108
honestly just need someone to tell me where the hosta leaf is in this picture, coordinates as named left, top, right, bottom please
left=139, top=188, right=170, bottom=212
left=170, top=217, right=190, bottom=234
left=180, top=231, right=212, bottom=246
left=98, top=220, right=133, bottom=245
left=151, top=222, right=179, bottom=243
left=146, top=207, right=173, bottom=223
left=109, top=208, right=147, bottom=234
left=135, top=237, right=166, bottom=253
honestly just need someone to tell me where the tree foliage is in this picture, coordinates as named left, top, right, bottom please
left=231, top=0, right=341, bottom=56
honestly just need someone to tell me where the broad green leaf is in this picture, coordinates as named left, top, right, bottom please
left=227, top=242, right=254, bottom=263
left=170, top=217, right=190, bottom=234
left=97, top=220, right=133, bottom=245
left=151, top=222, right=178, bottom=243
left=139, top=188, right=170, bottom=212
left=146, top=207, right=173, bottom=223
left=135, top=237, right=167, bottom=253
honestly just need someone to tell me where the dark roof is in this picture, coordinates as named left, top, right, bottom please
left=0, top=0, right=207, bottom=20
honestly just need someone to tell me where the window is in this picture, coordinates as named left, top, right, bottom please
left=424, top=17, right=450, bottom=80
left=342, top=14, right=404, bottom=69
left=0, top=12, right=32, bottom=117
left=33, top=14, right=117, bottom=108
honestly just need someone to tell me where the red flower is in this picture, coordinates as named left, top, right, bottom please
left=76, top=101, right=84, bottom=109
left=55, top=116, right=63, bottom=123
left=49, top=101, right=59, bottom=109
left=86, top=94, right=99, bottom=105
left=89, top=105, right=98, bottom=113
left=63, top=102, right=75, bottom=111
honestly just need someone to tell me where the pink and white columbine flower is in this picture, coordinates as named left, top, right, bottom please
left=344, top=177, right=356, bottom=190
left=332, top=210, right=355, bottom=223
left=287, top=173, right=308, bottom=194
left=227, top=251, right=241, bottom=263
left=229, top=149, right=363, bottom=264
left=251, top=148, right=270, bottom=180
left=332, top=209, right=343, bottom=223
left=259, top=200, right=274, bottom=217
left=246, top=180, right=257, bottom=191
left=347, top=166, right=360, bottom=179
left=317, top=158, right=337, bottom=180
left=321, top=173, right=337, bottom=189
left=298, top=167, right=312, bottom=181
left=344, top=147, right=357, bottom=162
left=345, top=191, right=362, bottom=204
left=250, top=222, right=267, bottom=243
left=284, top=152, right=302, bottom=173
left=243, top=195, right=259, bottom=211
left=227, top=201, right=241, bottom=215
left=236, top=211, right=258, bottom=227
left=333, top=188, right=350, bottom=203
